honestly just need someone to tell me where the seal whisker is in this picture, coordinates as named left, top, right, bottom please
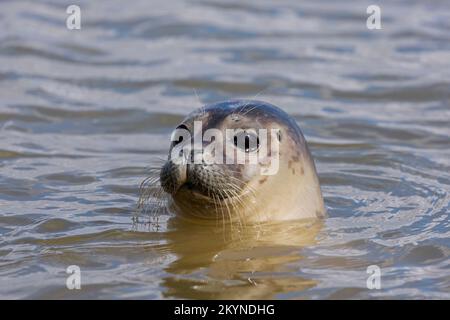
left=225, top=186, right=248, bottom=231
left=217, top=189, right=238, bottom=238
left=240, top=104, right=259, bottom=117
left=224, top=174, right=258, bottom=201
left=222, top=189, right=242, bottom=235
left=137, top=164, right=170, bottom=222
left=221, top=187, right=245, bottom=237
left=226, top=181, right=260, bottom=230
left=236, top=90, right=264, bottom=116
left=223, top=174, right=263, bottom=230
left=212, top=193, right=226, bottom=238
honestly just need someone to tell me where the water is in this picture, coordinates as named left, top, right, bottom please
left=0, top=0, right=449, bottom=299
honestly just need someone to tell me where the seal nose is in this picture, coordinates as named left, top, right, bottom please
left=160, top=160, right=187, bottom=194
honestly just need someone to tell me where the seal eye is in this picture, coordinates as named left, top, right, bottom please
left=233, top=131, right=259, bottom=152
left=172, top=124, right=188, bottom=146
left=172, top=136, right=183, bottom=146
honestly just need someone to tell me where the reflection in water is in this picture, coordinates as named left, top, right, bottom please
left=161, top=216, right=321, bottom=299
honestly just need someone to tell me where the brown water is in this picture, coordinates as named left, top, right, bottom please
left=0, top=0, right=449, bottom=299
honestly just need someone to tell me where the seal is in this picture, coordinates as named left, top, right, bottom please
left=151, top=100, right=325, bottom=223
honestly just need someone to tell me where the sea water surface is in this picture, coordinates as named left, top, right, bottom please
left=0, top=0, right=449, bottom=299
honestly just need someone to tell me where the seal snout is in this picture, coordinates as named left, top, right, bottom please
left=160, top=160, right=187, bottom=195
left=160, top=157, right=244, bottom=201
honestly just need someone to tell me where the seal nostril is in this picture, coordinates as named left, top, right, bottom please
left=160, top=160, right=187, bottom=194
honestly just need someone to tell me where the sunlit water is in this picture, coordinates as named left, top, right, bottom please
left=0, top=0, right=449, bottom=299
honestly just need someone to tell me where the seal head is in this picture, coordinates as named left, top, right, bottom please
left=159, top=100, right=325, bottom=222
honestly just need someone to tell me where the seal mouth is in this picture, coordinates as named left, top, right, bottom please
left=177, top=181, right=236, bottom=202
